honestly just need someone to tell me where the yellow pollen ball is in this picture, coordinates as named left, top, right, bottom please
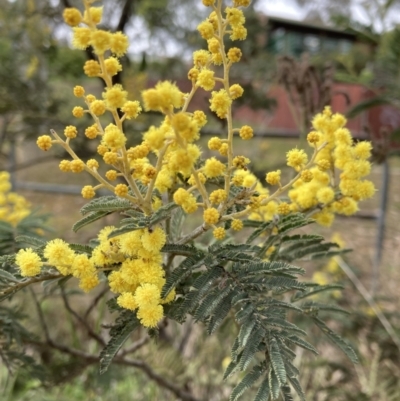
left=277, top=202, right=291, bottom=215
left=209, top=189, right=227, bottom=204
left=233, top=155, right=250, bottom=169
left=210, top=89, right=232, bottom=119
left=197, top=20, right=215, bottom=39
left=103, top=152, right=119, bottom=165
left=239, top=125, right=253, bottom=140
left=70, top=159, right=85, bottom=173
left=213, top=227, right=226, bottom=240
left=64, top=125, right=77, bottom=139
left=300, top=170, right=313, bottom=182
left=208, top=38, right=220, bottom=53
left=90, top=30, right=111, bottom=55
left=193, top=50, right=211, bottom=67
left=266, top=170, right=281, bottom=186
left=111, top=32, right=129, bottom=57
left=86, top=94, right=96, bottom=103
left=317, top=159, right=331, bottom=171
left=203, top=207, right=220, bottom=224
left=219, top=143, right=229, bottom=156
left=231, top=24, right=247, bottom=40
left=202, top=0, right=215, bottom=6
left=105, top=170, right=118, bottom=181
left=137, top=304, right=164, bottom=328
left=72, top=106, right=84, bottom=118
left=84, top=7, right=103, bottom=25
left=15, top=248, right=42, bottom=277
left=203, top=157, right=226, bottom=178
left=79, top=274, right=100, bottom=293
left=103, top=84, right=127, bottom=109
left=90, top=100, right=107, bottom=116
left=286, top=149, right=308, bottom=171
left=85, top=125, right=99, bottom=139
left=83, top=60, right=101, bottom=77
left=231, top=219, right=243, bottom=231
left=121, top=101, right=142, bottom=119
left=73, top=86, right=85, bottom=97
left=188, top=68, right=199, bottom=83
left=81, top=185, right=96, bottom=199
left=193, top=110, right=207, bottom=127
left=233, top=0, right=251, bottom=6
left=227, top=47, right=242, bottom=63
left=307, top=131, right=320, bottom=145
left=37, top=135, right=52, bottom=151
left=103, top=124, right=126, bottom=150
left=197, top=69, right=215, bottom=91
left=142, top=81, right=183, bottom=112
left=97, top=144, right=108, bottom=156
left=72, top=27, right=91, bottom=50
left=104, top=57, right=122, bottom=76
left=59, top=160, right=71, bottom=172
left=63, top=8, right=82, bottom=26
left=229, top=84, right=244, bottom=99
left=117, top=292, right=138, bottom=311
left=86, top=159, right=99, bottom=170
left=115, top=184, right=129, bottom=197
left=208, top=137, right=222, bottom=151
left=316, top=187, right=335, bottom=204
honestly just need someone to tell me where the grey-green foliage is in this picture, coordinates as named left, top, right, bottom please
left=0, top=210, right=50, bottom=377
left=96, top=210, right=357, bottom=401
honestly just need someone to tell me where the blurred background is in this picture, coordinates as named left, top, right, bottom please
left=1, top=0, right=400, bottom=400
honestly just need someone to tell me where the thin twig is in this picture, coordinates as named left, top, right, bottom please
left=83, top=287, right=109, bottom=320
left=335, top=256, right=400, bottom=354
left=30, top=288, right=51, bottom=342
left=60, top=287, right=106, bottom=346
left=29, top=339, right=201, bottom=401
left=120, top=336, right=149, bottom=356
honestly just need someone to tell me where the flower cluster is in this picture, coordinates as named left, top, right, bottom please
left=23, top=0, right=376, bottom=331
left=0, top=171, right=31, bottom=226
left=14, top=224, right=173, bottom=328
left=102, top=226, right=175, bottom=328
left=287, top=107, right=375, bottom=226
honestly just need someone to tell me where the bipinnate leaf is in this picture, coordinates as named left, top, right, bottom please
left=99, top=311, right=140, bottom=374
left=230, top=364, right=265, bottom=401
left=312, top=317, right=359, bottom=363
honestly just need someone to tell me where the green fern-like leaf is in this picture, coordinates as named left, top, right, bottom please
left=254, top=376, right=270, bottom=401
left=312, top=317, right=359, bottom=363
left=161, top=243, right=199, bottom=257
left=287, top=375, right=306, bottom=401
left=301, top=301, right=350, bottom=316
left=0, top=269, right=19, bottom=283
left=107, top=222, right=148, bottom=238
left=194, top=286, right=232, bottom=322
left=238, top=326, right=264, bottom=370
left=268, top=338, right=286, bottom=385
left=68, top=243, right=94, bottom=254
left=281, top=384, right=294, bottom=401
left=230, top=363, right=265, bottom=401
left=99, top=311, right=140, bottom=374
left=15, top=235, right=46, bottom=247
left=285, top=334, right=318, bottom=355
left=161, top=252, right=205, bottom=298
left=207, top=289, right=236, bottom=334
left=291, top=284, right=344, bottom=302
left=277, top=213, right=314, bottom=233
left=269, top=367, right=281, bottom=400
left=80, top=196, right=134, bottom=215
left=73, top=211, right=110, bottom=232
left=246, top=220, right=273, bottom=244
